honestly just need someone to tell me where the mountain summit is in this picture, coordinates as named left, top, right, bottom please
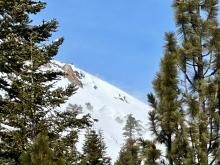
left=50, top=60, right=151, bottom=161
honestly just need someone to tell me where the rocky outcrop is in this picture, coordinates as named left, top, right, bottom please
left=62, top=64, right=83, bottom=87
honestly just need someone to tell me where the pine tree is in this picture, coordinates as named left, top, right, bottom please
left=138, top=139, right=161, bottom=165
left=123, top=114, right=142, bottom=141
left=147, top=33, right=186, bottom=164
left=172, top=0, right=220, bottom=163
left=115, top=115, right=142, bottom=165
left=80, top=129, right=111, bottom=165
left=114, top=139, right=140, bottom=165
left=21, top=133, right=64, bottom=165
left=0, top=0, right=91, bottom=164
left=147, top=0, right=220, bottom=164
left=52, top=104, right=92, bottom=164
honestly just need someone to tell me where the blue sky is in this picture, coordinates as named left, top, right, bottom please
left=34, top=0, right=175, bottom=101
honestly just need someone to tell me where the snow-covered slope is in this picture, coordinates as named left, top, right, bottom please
left=51, top=60, right=152, bottom=162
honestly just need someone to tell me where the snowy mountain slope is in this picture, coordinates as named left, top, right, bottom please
left=52, top=60, right=152, bottom=162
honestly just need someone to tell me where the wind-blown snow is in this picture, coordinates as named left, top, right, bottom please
left=52, top=60, right=152, bottom=162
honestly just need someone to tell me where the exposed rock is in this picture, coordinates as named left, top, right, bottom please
left=62, top=64, right=83, bottom=87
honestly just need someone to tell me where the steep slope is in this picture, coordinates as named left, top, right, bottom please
left=51, top=60, right=151, bottom=162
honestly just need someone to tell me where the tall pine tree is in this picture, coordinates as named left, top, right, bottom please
left=148, top=0, right=220, bottom=164
left=21, top=133, right=64, bottom=165
left=80, top=129, right=111, bottom=165
left=123, top=114, right=142, bottom=141
left=0, top=0, right=91, bottom=164
left=148, top=32, right=186, bottom=165
left=114, top=139, right=140, bottom=165
left=115, top=114, right=142, bottom=165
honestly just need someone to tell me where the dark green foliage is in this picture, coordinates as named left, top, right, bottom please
left=173, top=0, right=220, bottom=164
left=80, top=129, right=111, bottom=165
left=52, top=104, right=92, bottom=164
left=147, top=32, right=185, bottom=165
left=146, top=0, right=220, bottom=164
left=0, top=0, right=92, bottom=164
left=115, top=139, right=140, bottom=165
left=139, top=139, right=161, bottom=165
left=21, top=133, right=64, bottom=165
